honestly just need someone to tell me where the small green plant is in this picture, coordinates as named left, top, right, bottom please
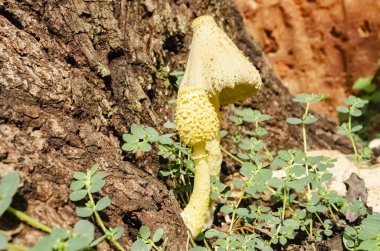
left=122, top=93, right=374, bottom=250
left=122, top=122, right=194, bottom=207
left=0, top=172, right=96, bottom=251
left=131, top=225, right=165, bottom=251
left=346, top=62, right=380, bottom=140
left=0, top=165, right=166, bottom=251
left=186, top=94, right=368, bottom=250
left=155, top=66, right=184, bottom=88
left=337, top=96, right=371, bottom=166
left=69, top=163, right=125, bottom=251
left=343, top=213, right=380, bottom=250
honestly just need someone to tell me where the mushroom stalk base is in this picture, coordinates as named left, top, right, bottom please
left=181, top=143, right=211, bottom=237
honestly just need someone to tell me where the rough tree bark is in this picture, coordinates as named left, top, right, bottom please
left=0, top=0, right=351, bottom=250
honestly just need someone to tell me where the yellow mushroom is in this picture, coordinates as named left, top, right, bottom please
left=176, top=15, right=262, bottom=237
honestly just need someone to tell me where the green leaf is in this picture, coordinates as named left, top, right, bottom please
left=303, top=115, right=318, bottom=124
left=351, top=125, right=363, bottom=132
left=279, top=236, right=287, bottom=245
left=90, top=235, right=107, bottom=247
left=236, top=208, right=249, bottom=217
left=278, top=150, right=291, bottom=161
left=89, top=163, right=100, bottom=176
left=66, top=236, right=90, bottom=251
left=357, top=240, right=378, bottom=250
left=131, top=239, right=150, bottom=251
left=113, top=226, right=124, bottom=240
left=288, top=180, right=305, bottom=192
left=286, top=117, right=302, bottom=125
left=139, top=225, right=150, bottom=240
left=337, top=106, right=349, bottom=113
left=49, top=228, right=69, bottom=244
left=0, top=234, right=7, bottom=249
left=0, top=172, right=20, bottom=198
left=152, top=228, right=164, bottom=242
left=158, top=134, right=173, bottom=145
left=268, top=177, right=282, bottom=188
left=337, top=126, right=349, bottom=136
left=163, top=121, right=176, bottom=129
left=343, top=96, right=355, bottom=105
left=76, top=207, right=94, bottom=217
left=70, top=180, right=86, bottom=191
left=73, top=172, right=87, bottom=180
left=371, top=91, right=380, bottom=103
left=220, top=130, right=228, bottom=138
left=95, top=196, right=111, bottom=211
left=289, top=165, right=305, bottom=177
left=351, top=109, right=362, bottom=117
left=69, top=189, right=87, bottom=201
left=0, top=197, right=11, bottom=217
left=232, top=179, right=245, bottom=188
left=29, top=235, right=58, bottom=251
left=352, top=77, right=373, bottom=92
left=131, top=124, right=146, bottom=138
left=324, top=229, right=333, bottom=236
left=320, top=173, right=333, bottom=182
left=255, top=169, right=273, bottom=183
left=205, top=229, right=219, bottom=238
left=92, top=172, right=105, bottom=183
left=74, top=220, right=94, bottom=244
left=145, top=127, right=159, bottom=139
left=220, top=205, right=233, bottom=214
left=89, top=179, right=105, bottom=193
left=229, top=115, right=242, bottom=125
left=122, top=142, right=137, bottom=152
left=293, top=93, right=311, bottom=103
left=271, top=157, right=287, bottom=169
left=122, top=134, right=139, bottom=143
left=139, top=142, right=152, bottom=152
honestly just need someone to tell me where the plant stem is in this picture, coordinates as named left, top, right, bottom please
left=7, top=206, right=52, bottom=233
left=228, top=171, right=257, bottom=233
left=328, top=206, right=336, bottom=221
left=282, top=184, right=287, bottom=221
left=220, top=146, right=244, bottom=164
left=264, top=146, right=273, bottom=161
left=314, top=212, right=326, bottom=229
left=312, top=243, right=317, bottom=251
left=309, top=217, right=313, bottom=238
left=229, top=194, right=244, bottom=233
left=301, top=103, right=312, bottom=198
left=203, top=239, right=212, bottom=251
left=348, top=113, right=360, bottom=168
left=302, top=102, right=310, bottom=155
left=87, top=192, right=126, bottom=251
left=6, top=244, right=29, bottom=251
left=189, top=237, right=197, bottom=248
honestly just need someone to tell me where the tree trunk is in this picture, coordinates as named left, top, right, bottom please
left=0, top=0, right=351, bottom=250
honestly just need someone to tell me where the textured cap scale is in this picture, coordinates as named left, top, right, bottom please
left=176, top=86, right=219, bottom=147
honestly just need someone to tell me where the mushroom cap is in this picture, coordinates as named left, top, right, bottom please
left=179, top=15, right=262, bottom=105
left=175, top=86, right=219, bottom=147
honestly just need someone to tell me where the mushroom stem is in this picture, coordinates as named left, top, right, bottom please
left=207, top=94, right=223, bottom=179
left=181, top=142, right=211, bottom=237
left=203, top=95, right=223, bottom=228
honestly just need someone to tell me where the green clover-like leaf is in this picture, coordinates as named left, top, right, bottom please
left=95, top=196, right=111, bottom=211
left=69, top=189, right=87, bottom=201
left=286, top=117, right=302, bottom=125
left=139, top=225, right=150, bottom=240
left=152, top=228, right=164, bottom=242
